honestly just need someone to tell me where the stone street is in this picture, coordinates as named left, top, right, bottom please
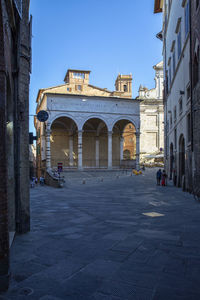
left=1, top=169, right=200, bottom=299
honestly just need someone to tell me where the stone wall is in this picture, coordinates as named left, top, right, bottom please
left=0, top=0, right=31, bottom=291
left=191, top=0, right=200, bottom=191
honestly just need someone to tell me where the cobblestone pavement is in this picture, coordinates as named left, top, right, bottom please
left=1, top=168, right=200, bottom=299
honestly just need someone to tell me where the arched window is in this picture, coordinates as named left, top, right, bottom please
left=193, top=46, right=199, bottom=86
left=123, top=85, right=128, bottom=92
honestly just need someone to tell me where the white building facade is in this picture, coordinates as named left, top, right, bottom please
left=35, top=70, right=140, bottom=176
left=155, top=0, right=192, bottom=189
left=138, top=62, right=164, bottom=164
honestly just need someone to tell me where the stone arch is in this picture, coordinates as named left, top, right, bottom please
left=81, top=114, right=109, bottom=131
left=111, top=116, right=138, bottom=133
left=49, top=113, right=79, bottom=130
left=50, top=116, right=79, bottom=169
left=112, top=119, right=137, bottom=168
left=82, top=118, right=108, bottom=168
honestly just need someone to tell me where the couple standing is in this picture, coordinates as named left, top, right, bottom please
left=156, top=169, right=167, bottom=186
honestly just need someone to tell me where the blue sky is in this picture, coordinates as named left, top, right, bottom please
left=29, top=0, right=162, bottom=133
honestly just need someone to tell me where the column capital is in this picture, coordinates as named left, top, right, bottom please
left=108, top=131, right=113, bottom=136
left=46, top=122, right=51, bottom=129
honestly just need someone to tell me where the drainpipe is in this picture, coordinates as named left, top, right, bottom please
left=189, top=0, right=193, bottom=153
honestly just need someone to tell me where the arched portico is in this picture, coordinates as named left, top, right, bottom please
left=49, top=116, right=78, bottom=169
left=82, top=118, right=108, bottom=168
left=44, top=95, right=140, bottom=171
left=47, top=114, right=140, bottom=170
left=112, top=119, right=139, bottom=169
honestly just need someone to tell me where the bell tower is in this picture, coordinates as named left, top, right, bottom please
left=115, top=74, right=132, bottom=98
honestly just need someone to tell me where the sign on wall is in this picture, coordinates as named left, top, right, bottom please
left=37, top=110, right=49, bottom=122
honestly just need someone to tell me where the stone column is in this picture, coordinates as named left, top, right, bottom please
left=108, top=131, right=112, bottom=169
left=46, top=123, right=51, bottom=169
left=69, top=135, right=74, bottom=167
left=136, top=132, right=140, bottom=171
left=95, top=136, right=99, bottom=168
left=78, top=130, right=83, bottom=170
left=0, top=71, right=9, bottom=291
left=120, top=136, right=124, bottom=162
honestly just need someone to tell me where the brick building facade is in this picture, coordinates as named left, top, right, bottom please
left=0, top=0, right=31, bottom=291
left=191, top=0, right=200, bottom=193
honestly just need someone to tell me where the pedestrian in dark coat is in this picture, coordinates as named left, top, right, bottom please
left=156, top=169, right=162, bottom=185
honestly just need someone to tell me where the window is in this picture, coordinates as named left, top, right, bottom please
left=187, top=113, right=191, bottom=142
left=172, top=49, right=176, bottom=76
left=73, top=72, right=85, bottom=79
left=165, top=70, right=169, bottom=95
left=193, top=46, right=199, bottom=86
left=75, top=85, right=82, bottom=91
left=169, top=62, right=172, bottom=88
left=187, top=84, right=191, bottom=100
left=123, top=85, right=128, bottom=92
left=174, top=128, right=177, bottom=149
left=174, top=106, right=177, bottom=122
left=185, top=1, right=190, bottom=38
left=179, top=97, right=183, bottom=114
left=177, top=25, right=182, bottom=59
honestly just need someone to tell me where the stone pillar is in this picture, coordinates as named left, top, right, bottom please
left=78, top=130, right=83, bottom=170
left=120, top=136, right=124, bottom=162
left=95, top=136, right=99, bottom=168
left=108, top=131, right=112, bottom=169
left=0, top=70, right=10, bottom=292
left=69, top=135, right=74, bottom=167
left=46, top=123, right=51, bottom=169
left=136, top=132, right=140, bottom=171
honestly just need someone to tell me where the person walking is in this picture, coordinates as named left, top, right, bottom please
left=161, top=170, right=167, bottom=186
left=156, top=169, right=162, bottom=185
left=31, top=177, right=35, bottom=188
left=40, top=176, right=44, bottom=186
